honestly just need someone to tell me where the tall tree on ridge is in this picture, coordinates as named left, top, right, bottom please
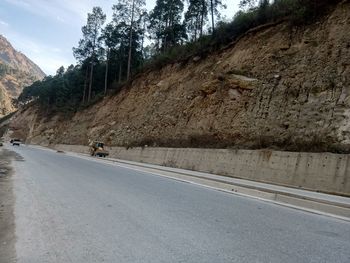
left=100, top=23, right=115, bottom=95
left=73, top=6, right=106, bottom=102
left=112, top=0, right=145, bottom=81
left=149, top=0, right=186, bottom=52
left=127, top=0, right=136, bottom=81
left=185, top=0, right=203, bottom=41
left=185, top=0, right=225, bottom=38
left=209, top=0, right=226, bottom=34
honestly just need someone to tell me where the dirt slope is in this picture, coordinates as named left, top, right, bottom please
left=0, top=35, right=45, bottom=117
left=9, top=1, right=350, bottom=152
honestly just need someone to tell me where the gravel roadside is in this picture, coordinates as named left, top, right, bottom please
left=0, top=148, right=17, bottom=262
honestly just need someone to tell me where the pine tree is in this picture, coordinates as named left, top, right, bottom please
left=149, top=0, right=186, bottom=52
left=185, top=0, right=225, bottom=38
left=73, top=7, right=106, bottom=102
left=112, top=0, right=145, bottom=81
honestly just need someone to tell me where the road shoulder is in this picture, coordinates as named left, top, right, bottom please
left=0, top=148, right=16, bottom=262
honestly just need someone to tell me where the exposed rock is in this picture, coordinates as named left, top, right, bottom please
left=200, top=80, right=218, bottom=95
left=7, top=1, right=350, bottom=152
left=193, top=56, right=201, bottom=62
left=228, top=89, right=241, bottom=100
left=0, top=35, right=45, bottom=117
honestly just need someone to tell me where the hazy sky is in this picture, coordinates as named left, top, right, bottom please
left=0, top=0, right=240, bottom=75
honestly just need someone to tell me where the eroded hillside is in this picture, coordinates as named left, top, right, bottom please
left=0, top=35, right=45, bottom=116
left=9, top=1, right=350, bottom=152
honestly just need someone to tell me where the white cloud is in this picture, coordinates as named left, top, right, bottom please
left=0, top=20, right=9, bottom=27
left=51, top=47, right=62, bottom=53
left=4, top=0, right=30, bottom=8
left=56, top=16, right=65, bottom=23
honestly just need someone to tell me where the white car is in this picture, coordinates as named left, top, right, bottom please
left=12, top=139, right=21, bottom=146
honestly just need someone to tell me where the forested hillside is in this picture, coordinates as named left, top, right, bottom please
left=19, top=0, right=341, bottom=112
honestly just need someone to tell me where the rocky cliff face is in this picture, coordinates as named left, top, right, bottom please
left=0, top=35, right=45, bottom=116
left=8, top=1, right=350, bottom=152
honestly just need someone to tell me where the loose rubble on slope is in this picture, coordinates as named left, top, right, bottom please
left=7, top=1, right=350, bottom=153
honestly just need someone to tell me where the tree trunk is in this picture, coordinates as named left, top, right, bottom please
left=141, top=18, right=146, bottom=63
left=210, top=0, right=215, bottom=34
left=88, top=62, right=94, bottom=102
left=104, top=48, right=109, bottom=95
left=169, top=0, right=174, bottom=46
left=83, top=66, right=89, bottom=103
left=119, top=45, right=123, bottom=83
left=200, top=1, right=205, bottom=38
left=194, top=16, right=199, bottom=41
left=118, top=63, right=122, bottom=83
left=127, top=0, right=136, bottom=81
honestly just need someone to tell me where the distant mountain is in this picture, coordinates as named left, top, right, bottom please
left=0, top=35, right=45, bottom=116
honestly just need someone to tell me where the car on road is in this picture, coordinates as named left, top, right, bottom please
left=12, top=139, right=21, bottom=146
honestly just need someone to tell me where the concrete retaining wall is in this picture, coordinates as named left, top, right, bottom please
left=54, top=144, right=350, bottom=196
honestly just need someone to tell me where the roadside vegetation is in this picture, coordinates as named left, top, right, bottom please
left=18, top=0, right=340, bottom=113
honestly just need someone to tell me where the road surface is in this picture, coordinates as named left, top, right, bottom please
left=2, top=145, right=350, bottom=262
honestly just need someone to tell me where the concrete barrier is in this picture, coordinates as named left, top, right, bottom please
left=54, top=144, right=350, bottom=196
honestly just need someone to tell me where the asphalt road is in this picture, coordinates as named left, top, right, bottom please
left=4, top=145, right=350, bottom=262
